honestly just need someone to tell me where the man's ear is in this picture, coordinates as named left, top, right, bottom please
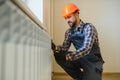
left=76, top=12, right=79, bottom=16
left=74, top=12, right=79, bottom=17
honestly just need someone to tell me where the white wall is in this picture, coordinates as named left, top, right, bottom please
left=51, top=0, right=120, bottom=73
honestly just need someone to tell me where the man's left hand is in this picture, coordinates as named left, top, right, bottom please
left=66, top=51, right=75, bottom=61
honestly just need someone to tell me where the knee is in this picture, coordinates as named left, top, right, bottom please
left=54, top=52, right=66, bottom=60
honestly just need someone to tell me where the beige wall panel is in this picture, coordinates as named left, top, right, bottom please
left=52, top=0, right=120, bottom=72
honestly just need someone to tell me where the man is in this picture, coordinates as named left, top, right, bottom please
left=52, top=3, right=104, bottom=80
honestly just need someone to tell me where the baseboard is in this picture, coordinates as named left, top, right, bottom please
left=53, top=72, right=68, bottom=76
left=53, top=72, right=120, bottom=76
left=103, top=72, right=120, bottom=75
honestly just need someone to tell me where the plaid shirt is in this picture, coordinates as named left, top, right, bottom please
left=62, top=20, right=100, bottom=60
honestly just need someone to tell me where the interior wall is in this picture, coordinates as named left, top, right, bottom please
left=51, top=0, right=120, bottom=72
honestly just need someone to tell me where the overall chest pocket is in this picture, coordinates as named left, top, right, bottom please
left=70, top=32, right=85, bottom=41
left=70, top=32, right=85, bottom=49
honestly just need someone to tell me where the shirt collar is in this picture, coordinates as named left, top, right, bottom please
left=69, top=19, right=85, bottom=32
left=78, top=20, right=85, bottom=29
left=74, top=20, right=85, bottom=31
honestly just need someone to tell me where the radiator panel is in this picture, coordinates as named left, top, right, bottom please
left=0, top=1, right=51, bottom=80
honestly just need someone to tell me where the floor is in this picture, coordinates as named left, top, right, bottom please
left=52, top=73, right=120, bottom=80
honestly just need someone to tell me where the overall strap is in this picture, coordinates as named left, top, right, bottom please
left=80, top=23, right=90, bottom=34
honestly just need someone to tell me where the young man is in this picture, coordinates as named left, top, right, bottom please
left=52, top=3, right=104, bottom=80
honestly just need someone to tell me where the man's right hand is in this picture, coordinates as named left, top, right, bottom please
left=51, top=41, right=62, bottom=53
left=51, top=41, right=56, bottom=50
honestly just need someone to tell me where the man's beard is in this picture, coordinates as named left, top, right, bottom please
left=68, top=20, right=76, bottom=28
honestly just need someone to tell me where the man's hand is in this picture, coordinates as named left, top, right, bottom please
left=51, top=41, right=63, bottom=53
left=66, top=51, right=75, bottom=61
left=66, top=54, right=72, bottom=61
left=54, top=45, right=68, bottom=53
left=51, top=41, right=56, bottom=50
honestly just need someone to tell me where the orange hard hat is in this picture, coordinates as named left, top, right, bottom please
left=62, top=3, right=80, bottom=18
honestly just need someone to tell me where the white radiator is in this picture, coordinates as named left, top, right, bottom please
left=0, top=1, right=51, bottom=80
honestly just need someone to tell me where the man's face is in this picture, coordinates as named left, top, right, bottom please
left=65, top=14, right=77, bottom=28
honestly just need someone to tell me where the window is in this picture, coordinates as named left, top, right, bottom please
left=21, top=0, right=43, bottom=23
